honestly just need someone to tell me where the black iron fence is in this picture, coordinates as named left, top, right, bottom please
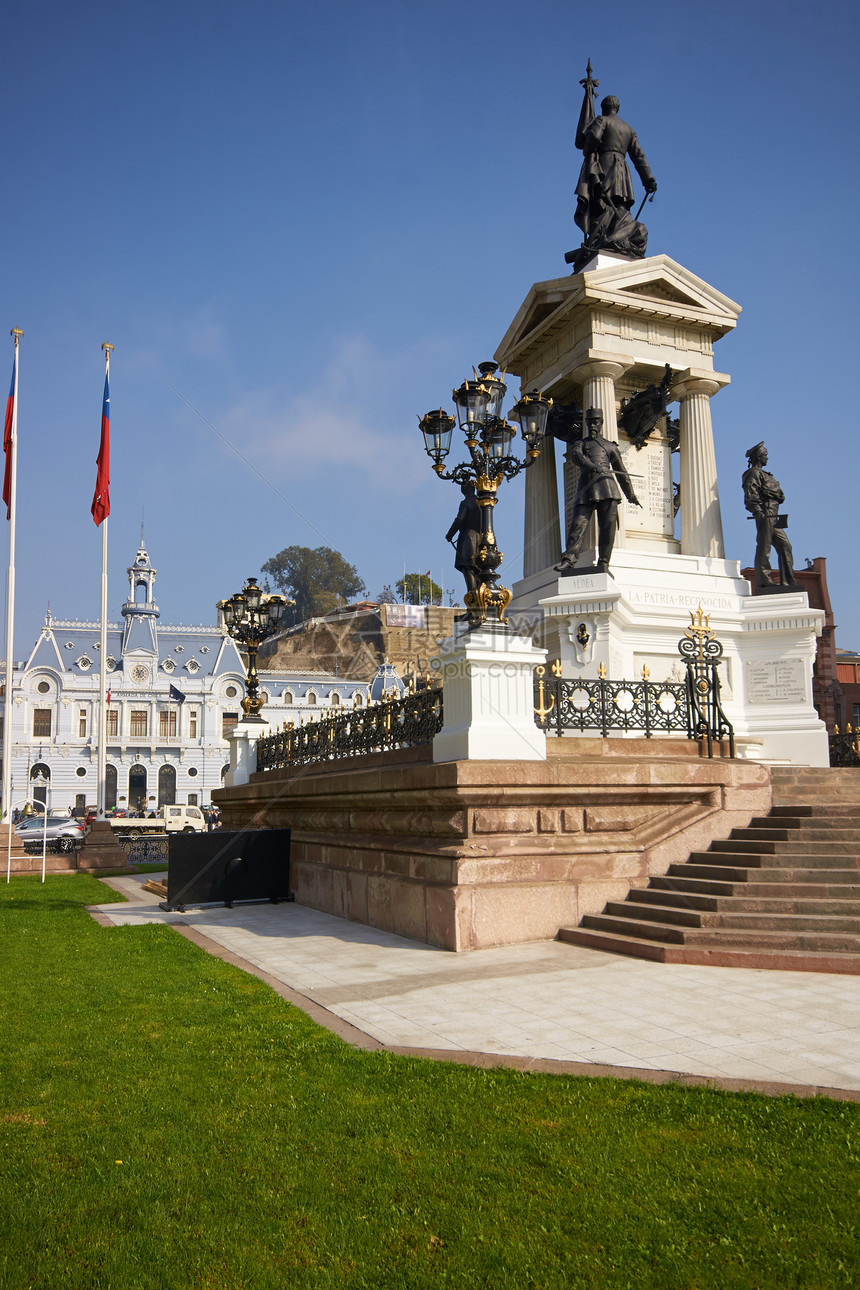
left=257, top=688, right=443, bottom=772
left=829, top=730, right=860, bottom=767
left=535, top=668, right=688, bottom=737
left=533, top=666, right=733, bottom=755
left=534, top=608, right=735, bottom=758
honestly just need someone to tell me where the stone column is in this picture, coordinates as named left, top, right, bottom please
left=523, top=443, right=561, bottom=578
left=569, top=355, right=633, bottom=548
left=673, top=369, right=728, bottom=559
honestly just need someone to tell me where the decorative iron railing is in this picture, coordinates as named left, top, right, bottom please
left=256, top=688, right=443, bottom=772
left=534, top=607, right=735, bottom=758
left=534, top=666, right=690, bottom=737
left=829, top=728, right=860, bottom=767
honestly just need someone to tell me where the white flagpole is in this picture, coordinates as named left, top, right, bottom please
left=5, top=329, right=22, bottom=884
left=96, top=343, right=112, bottom=822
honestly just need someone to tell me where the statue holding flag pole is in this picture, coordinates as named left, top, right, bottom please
left=565, top=61, right=658, bottom=273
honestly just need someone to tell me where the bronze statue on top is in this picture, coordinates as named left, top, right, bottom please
left=742, top=442, right=798, bottom=591
left=566, top=61, right=658, bottom=274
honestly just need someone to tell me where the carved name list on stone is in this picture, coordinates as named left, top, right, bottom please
left=746, top=659, right=807, bottom=704
left=619, top=437, right=673, bottom=537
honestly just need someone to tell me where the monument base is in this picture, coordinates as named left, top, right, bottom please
left=213, top=740, right=770, bottom=951
left=78, top=820, right=130, bottom=870
left=509, top=549, right=829, bottom=767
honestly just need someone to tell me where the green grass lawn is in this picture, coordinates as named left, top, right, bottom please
left=1, top=875, right=857, bottom=1289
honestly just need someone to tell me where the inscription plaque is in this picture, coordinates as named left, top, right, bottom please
left=619, top=435, right=674, bottom=538
left=746, top=659, right=807, bottom=704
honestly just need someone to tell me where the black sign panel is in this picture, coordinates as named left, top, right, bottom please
left=165, top=829, right=291, bottom=910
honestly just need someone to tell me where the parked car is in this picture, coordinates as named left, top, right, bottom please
left=15, top=815, right=89, bottom=851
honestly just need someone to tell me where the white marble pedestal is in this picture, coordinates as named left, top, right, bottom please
left=432, top=627, right=547, bottom=762
left=509, top=550, right=829, bottom=767
left=226, top=718, right=271, bottom=787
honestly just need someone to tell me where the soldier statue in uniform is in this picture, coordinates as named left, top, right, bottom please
left=555, top=408, right=641, bottom=574
left=742, top=441, right=797, bottom=589
left=446, top=479, right=482, bottom=596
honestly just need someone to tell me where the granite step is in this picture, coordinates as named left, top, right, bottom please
left=579, top=912, right=860, bottom=953
left=737, top=823, right=860, bottom=841
left=771, top=796, right=860, bottom=810
left=562, top=782, right=860, bottom=971
left=710, top=839, right=860, bottom=857
left=687, top=850, right=860, bottom=871
left=608, top=899, right=860, bottom=932
left=631, top=888, right=860, bottom=915
left=557, top=926, right=860, bottom=974
left=672, top=861, right=860, bottom=884
left=651, top=874, right=860, bottom=899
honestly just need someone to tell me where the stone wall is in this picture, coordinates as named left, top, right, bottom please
left=213, top=739, right=770, bottom=951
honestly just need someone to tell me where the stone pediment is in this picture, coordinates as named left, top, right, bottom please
left=621, top=280, right=702, bottom=307
left=582, top=256, right=741, bottom=332
left=496, top=256, right=741, bottom=372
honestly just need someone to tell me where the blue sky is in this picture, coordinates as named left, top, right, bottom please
left=2, top=0, right=859, bottom=654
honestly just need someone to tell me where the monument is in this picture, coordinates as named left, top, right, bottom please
left=567, top=61, right=658, bottom=273
left=742, top=442, right=798, bottom=591
left=498, top=62, right=828, bottom=767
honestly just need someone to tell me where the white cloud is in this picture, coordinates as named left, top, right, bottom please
left=219, top=335, right=435, bottom=489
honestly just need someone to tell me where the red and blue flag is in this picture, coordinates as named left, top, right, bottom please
left=91, top=370, right=110, bottom=525
left=3, top=350, right=15, bottom=519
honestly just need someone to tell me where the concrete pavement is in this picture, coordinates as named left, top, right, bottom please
left=89, top=874, right=860, bottom=1099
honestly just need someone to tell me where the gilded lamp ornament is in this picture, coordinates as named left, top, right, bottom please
left=419, top=362, right=551, bottom=627
left=217, top=577, right=292, bottom=721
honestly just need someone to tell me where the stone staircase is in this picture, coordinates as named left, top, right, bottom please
left=558, top=767, right=860, bottom=973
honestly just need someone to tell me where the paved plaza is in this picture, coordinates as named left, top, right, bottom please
left=90, top=874, right=860, bottom=1098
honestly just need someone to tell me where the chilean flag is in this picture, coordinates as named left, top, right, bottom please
left=91, top=370, right=110, bottom=525
left=3, top=351, right=16, bottom=519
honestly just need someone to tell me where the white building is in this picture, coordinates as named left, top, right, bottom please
left=4, top=536, right=373, bottom=815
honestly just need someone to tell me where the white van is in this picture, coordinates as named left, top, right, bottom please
left=110, top=804, right=206, bottom=835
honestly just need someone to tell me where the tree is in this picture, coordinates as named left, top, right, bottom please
left=375, top=585, right=398, bottom=605
left=261, top=546, right=363, bottom=624
left=395, top=572, right=443, bottom=606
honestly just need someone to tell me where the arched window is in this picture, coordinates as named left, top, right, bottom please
left=105, top=764, right=117, bottom=810
left=307, top=691, right=317, bottom=706
left=158, top=764, right=176, bottom=807
left=29, top=763, right=51, bottom=806
left=283, top=691, right=293, bottom=706
left=330, top=693, right=340, bottom=707
left=128, top=765, right=147, bottom=813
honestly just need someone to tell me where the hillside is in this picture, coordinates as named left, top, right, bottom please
left=258, top=605, right=457, bottom=682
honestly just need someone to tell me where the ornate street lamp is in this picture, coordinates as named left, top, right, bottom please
left=418, top=362, right=551, bottom=626
left=217, top=577, right=293, bottom=722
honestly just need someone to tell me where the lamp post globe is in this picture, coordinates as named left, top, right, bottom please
left=220, top=577, right=294, bottom=722
left=418, top=362, right=551, bottom=627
